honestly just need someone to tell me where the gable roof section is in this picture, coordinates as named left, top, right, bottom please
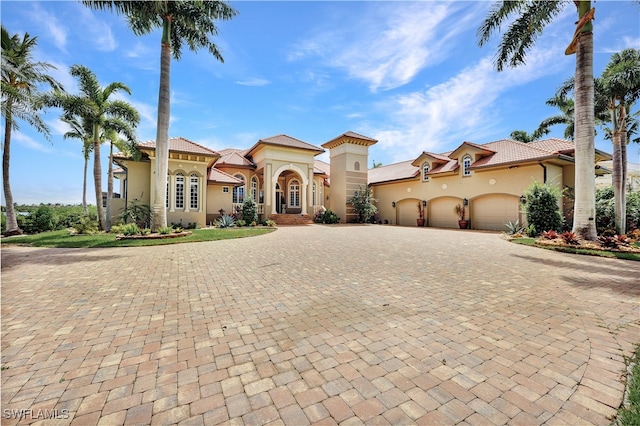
left=314, top=159, right=330, bottom=175
left=216, top=149, right=255, bottom=168
left=469, top=139, right=570, bottom=169
left=208, top=168, right=243, bottom=184
left=368, top=160, right=419, bottom=185
left=245, top=134, right=324, bottom=157
left=411, top=151, right=454, bottom=167
left=138, top=136, right=219, bottom=157
left=448, top=141, right=496, bottom=159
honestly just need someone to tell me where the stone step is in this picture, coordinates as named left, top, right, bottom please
left=269, top=214, right=314, bottom=225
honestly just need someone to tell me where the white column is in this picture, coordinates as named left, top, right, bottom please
left=184, top=175, right=191, bottom=212
left=168, top=174, right=175, bottom=212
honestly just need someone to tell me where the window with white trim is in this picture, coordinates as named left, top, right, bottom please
left=251, top=176, right=258, bottom=202
left=233, top=174, right=245, bottom=204
left=463, top=155, right=472, bottom=176
left=422, top=162, right=430, bottom=182
left=190, top=174, right=199, bottom=210
left=166, top=178, right=170, bottom=208
left=289, top=179, right=300, bottom=208
left=313, top=182, right=317, bottom=206
left=175, top=173, right=185, bottom=209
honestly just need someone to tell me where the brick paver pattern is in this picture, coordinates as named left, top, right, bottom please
left=1, top=225, right=639, bottom=425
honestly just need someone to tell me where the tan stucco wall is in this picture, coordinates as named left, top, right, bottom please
left=206, top=184, right=234, bottom=224
left=123, top=160, right=152, bottom=205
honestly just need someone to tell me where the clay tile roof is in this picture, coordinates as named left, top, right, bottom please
left=368, top=160, right=419, bottom=184
left=217, top=149, right=255, bottom=167
left=314, top=159, right=330, bottom=175
left=470, top=139, right=571, bottom=169
left=248, top=134, right=324, bottom=155
left=527, top=138, right=576, bottom=154
left=428, top=160, right=459, bottom=174
left=138, top=137, right=219, bottom=156
left=208, top=168, right=243, bottom=184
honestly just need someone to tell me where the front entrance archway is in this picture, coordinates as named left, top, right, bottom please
left=270, top=164, right=310, bottom=215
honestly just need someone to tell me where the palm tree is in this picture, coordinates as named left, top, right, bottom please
left=1, top=26, right=62, bottom=236
left=82, top=0, right=238, bottom=230
left=538, top=93, right=576, bottom=140
left=509, top=129, right=548, bottom=143
left=47, top=65, right=139, bottom=231
left=478, top=0, right=599, bottom=239
left=599, top=48, right=640, bottom=234
left=60, top=115, right=93, bottom=215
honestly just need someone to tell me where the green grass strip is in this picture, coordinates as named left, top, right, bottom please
left=509, top=238, right=640, bottom=261
left=1, top=228, right=275, bottom=248
left=615, top=344, right=640, bottom=425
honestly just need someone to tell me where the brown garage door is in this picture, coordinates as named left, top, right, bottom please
left=471, top=194, right=520, bottom=231
left=429, top=197, right=459, bottom=228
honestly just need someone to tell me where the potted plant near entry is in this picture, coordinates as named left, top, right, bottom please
left=417, top=201, right=425, bottom=227
left=454, top=203, right=468, bottom=229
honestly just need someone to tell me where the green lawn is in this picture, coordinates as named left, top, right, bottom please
left=510, top=238, right=640, bottom=261
left=615, top=344, right=640, bottom=425
left=1, top=227, right=275, bottom=248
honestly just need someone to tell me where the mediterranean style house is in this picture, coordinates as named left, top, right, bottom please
left=113, top=131, right=611, bottom=231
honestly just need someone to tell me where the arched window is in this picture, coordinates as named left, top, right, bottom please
left=190, top=174, right=199, bottom=210
left=251, top=176, right=258, bottom=202
left=354, top=161, right=360, bottom=171
left=289, top=179, right=300, bottom=208
left=233, top=174, right=245, bottom=204
left=463, top=155, right=472, bottom=176
left=422, top=162, right=430, bottom=182
left=175, top=173, right=185, bottom=209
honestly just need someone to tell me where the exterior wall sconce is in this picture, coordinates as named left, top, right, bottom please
left=422, top=200, right=427, bottom=207
left=463, top=198, right=469, bottom=206
left=520, top=195, right=526, bottom=204
left=392, top=201, right=396, bottom=208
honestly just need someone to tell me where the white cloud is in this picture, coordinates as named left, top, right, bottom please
left=31, top=3, right=68, bottom=52
left=236, top=78, right=270, bottom=87
left=289, top=2, right=485, bottom=92
left=77, top=6, right=117, bottom=52
left=368, top=44, right=567, bottom=163
left=13, top=131, right=54, bottom=153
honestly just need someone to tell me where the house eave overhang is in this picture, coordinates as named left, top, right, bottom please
left=469, top=155, right=575, bottom=172
left=246, top=140, right=324, bottom=158
left=369, top=176, right=418, bottom=186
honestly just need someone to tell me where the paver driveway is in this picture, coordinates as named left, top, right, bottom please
left=1, top=225, right=639, bottom=425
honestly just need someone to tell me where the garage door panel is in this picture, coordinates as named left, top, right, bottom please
left=429, top=198, right=458, bottom=228
left=471, top=195, right=520, bottom=231
left=397, top=199, right=417, bottom=226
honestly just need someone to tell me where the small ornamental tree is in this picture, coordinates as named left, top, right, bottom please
left=242, top=196, right=258, bottom=224
left=523, top=181, right=563, bottom=237
left=349, top=185, right=378, bottom=224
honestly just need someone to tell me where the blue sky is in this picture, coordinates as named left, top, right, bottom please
left=2, top=1, right=639, bottom=205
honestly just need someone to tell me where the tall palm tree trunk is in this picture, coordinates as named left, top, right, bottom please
left=106, top=141, right=113, bottom=232
left=151, top=19, right=171, bottom=231
left=83, top=154, right=88, bottom=215
left=93, top=125, right=105, bottom=231
left=611, top=131, right=624, bottom=233
left=572, top=3, right=597, bottom=240
left=3, top=111, right=22, bottom=236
